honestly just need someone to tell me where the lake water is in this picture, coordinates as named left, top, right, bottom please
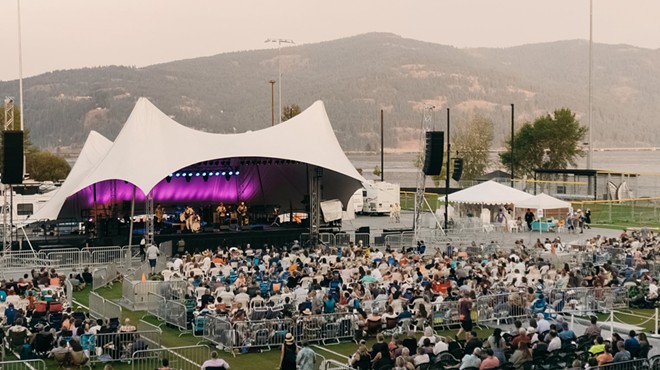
left=347, top=150, right=660, bottom=197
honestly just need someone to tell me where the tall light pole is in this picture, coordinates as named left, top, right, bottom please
left=17, top=0, right=24, bottom=131
left=265, top=38, right=295, bottom=123
left=587, top=0, right=593, bottom=170
left=269, top=80, right=276, bottom=126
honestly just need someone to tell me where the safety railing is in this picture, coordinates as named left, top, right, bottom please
left=335, top=233, right=350, bottom=247
left=597, top=358, right=649, bottom=370
left=321, top=359, right=358, bottom=370
left=131, top=345, right=212, bottom=370
left=64, top=278, right=73, bottom=308
left=475, top=292, right=529, bottom=326
left=202, top=314, right=235, bottom=354
left=0, top=359, right=47, bottom=370
left=203, top=312, right=356, bottom=353
left=89, top=291, right=123, bottom=321
left=431, top=300, right=461, bottom=330
left=145, top=292, right=189, bottom=332
left=121, top=280, right=188, bottom=311
left=85, top=330, right=163, bottom=366
left=132, top=255, right=168, bottom=281
left=92, top=263, right=119, bottom=290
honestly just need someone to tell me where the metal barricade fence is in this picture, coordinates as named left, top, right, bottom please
left=354, top=233, right=370, bottom=247
left=91, top=248, right=126, bottom=269
left=202, top=314, right=234, bottom=353
left=431, top=300, right=461, bottom=330
left=164, top=299, right=189, bottom=332
left=64, top=278, right=73, bottom=308
left=122, top=280, right=188, bottom=310
left=44, top=249, right=86, bottom=270
left=598, top=359, right=648, bottom=370
left=321, top=359, right=358, bottom=370
left=86, top=330, right=163, bottom=366
left=335, top=233, right=350, bottom=247
left=146, top=292, right=167, bottom=322
left=476, top=292, right=530, bottom=326
left=384, top=234, right=403, bottom=249
left=319, top=233, right=336, bottom=246
left=547, top=287, right=622, bottom=316
left=89, top=291, right=123, bottom=321
left=0, top=359, right=47, bottom=370
left=92, top=263, right=118, bottom=290
left=132, top=255, right=168, bottom=281
left=131, top=345, right=212, bottom=370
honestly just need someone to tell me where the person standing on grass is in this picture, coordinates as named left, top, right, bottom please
left=200, top=351, right=231, bottom=370
left=146, top=243, right=159, bottom=273
left=296, top=341, right=315, bottom=370
left=280, top=332, right=298, bottom=370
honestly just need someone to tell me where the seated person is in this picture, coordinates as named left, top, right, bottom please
left=119, top=318, right=136, bottom=333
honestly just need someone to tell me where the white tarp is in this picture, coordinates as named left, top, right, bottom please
left=29, top=131, right=113, bottom=221
left=320, top=199, right=343, bottom=222
left=448, top=180, right=532, bottom=205
left=515, top=192, right=571, bottom=210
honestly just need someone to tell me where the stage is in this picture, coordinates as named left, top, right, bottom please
left=14, top=221, right=308, bottom=253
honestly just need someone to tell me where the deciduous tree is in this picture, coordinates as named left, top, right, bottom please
left=500, top=108, right=587, bottom=177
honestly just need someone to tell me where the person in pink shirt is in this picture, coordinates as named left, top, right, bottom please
left=479, top=349, right=500, bottom=370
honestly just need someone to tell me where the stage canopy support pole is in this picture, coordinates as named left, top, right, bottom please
left=3, top=98, right=16, bottom=252
left=309, top=166, right=322, bottom=243
left=414, top=105, right=434, bottom=243
left=145, top=191, right=154, bottom=245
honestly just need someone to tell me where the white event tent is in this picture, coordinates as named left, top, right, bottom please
left=515, top=192, right=571, bottom=210
left=29, top=98, right=365, bottom=221
left=447, top=180, right=531, bottom=205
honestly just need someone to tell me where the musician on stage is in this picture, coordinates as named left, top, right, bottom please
left=155, top=203, right=165, bottom=224
left=215, top=202, right=227, bottom=225
left=183, top=205, right=195, bottom=231
left=237, top=201, right=248, bottom=227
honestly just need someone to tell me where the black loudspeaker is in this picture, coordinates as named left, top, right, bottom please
left=452, top=158, right=464, bottom=182
left=2, top=131, right=24, bottom=184
left=423, top=131, right=444, bottom=176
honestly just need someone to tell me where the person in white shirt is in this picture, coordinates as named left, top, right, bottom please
left=648, top=279, right=659, bottom=300
left=536, top=314, right=550, bottom=334
left=146, top=244, right=160, bottom=273
left=547, top=331, right=562, bottom=352
left=433, top=338, right=449, bottom=355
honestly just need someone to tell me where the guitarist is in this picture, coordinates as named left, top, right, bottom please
left=237, top=201, right=248, bottom=227
left=215, top=202, right=227, bottom=226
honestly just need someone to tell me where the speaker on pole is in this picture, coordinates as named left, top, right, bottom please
left=452, top=158, right=464, bottom=182
left=2, top=131, right=24, bottom=185
left=422, top=131, right=444, bottom=176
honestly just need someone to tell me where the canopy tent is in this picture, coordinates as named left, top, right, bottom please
left=30, top=98, right=365, bottom=221
left=515, top=192, right=571, bottom=210
left=447, top=180, right=531, bottom=205
left=29, top=131, right=113, bottom=222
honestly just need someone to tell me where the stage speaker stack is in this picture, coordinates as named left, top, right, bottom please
left=2, top=131, right=24, bottom=185
left=422, top=131, right=444, bottom=176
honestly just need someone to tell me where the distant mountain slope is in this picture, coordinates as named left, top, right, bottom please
left=1, top=32, right=658, bottom=151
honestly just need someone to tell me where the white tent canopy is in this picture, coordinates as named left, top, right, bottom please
left=515, top=192, right=571, bottom=210
left=447, top=180, right=531, bottom=205
left=30, top=98, right=365, bottom=221
left=29, top=131, right=113, bottom=221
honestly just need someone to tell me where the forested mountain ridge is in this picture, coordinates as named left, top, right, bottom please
left=1, top=32, right=658, bottom=152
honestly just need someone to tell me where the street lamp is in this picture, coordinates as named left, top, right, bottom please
left=269, top=80, right=276, bottom=127
left=265, top=38, right=295, bottom=124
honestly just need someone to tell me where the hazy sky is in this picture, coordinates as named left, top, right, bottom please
left=0, top=0, right=659, bottom=81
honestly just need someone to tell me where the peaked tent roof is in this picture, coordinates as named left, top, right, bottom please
left=515, top=192, right=571, bottom=210
left=71, top=98, right=363, bottom=196
left=29, top=131, right=113, bottom=222
left=447, top=180, right=532, bottom=205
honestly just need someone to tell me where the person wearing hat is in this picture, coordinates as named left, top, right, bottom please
left=280, top=332, right=297, bottom=370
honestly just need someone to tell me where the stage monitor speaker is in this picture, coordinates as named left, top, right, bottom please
left=2, top=131, right=24, bottom=184
left=452, top=158, right=464, bottom=182
left=422, top=131, right=444, bottom=176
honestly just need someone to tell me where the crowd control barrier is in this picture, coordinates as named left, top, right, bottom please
left=89, top=291, right=123, bottom=321
left=203, top=312, right=356, bottom=354
left=85, top=330, right=163, bottom=366
left=0, top=359, right=47, bottom=370
left=131, top=345, right=212, bottom=370
left=122, top=279, right=188, bottom=310
left=145, top=292, right=189, bottom=332
left=93, top=263, right=119, bottom=290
